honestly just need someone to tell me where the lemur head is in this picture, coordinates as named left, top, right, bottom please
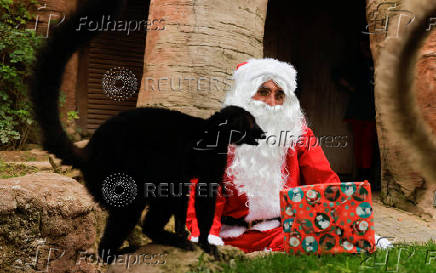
left=196, top=106, right=266, bottom=153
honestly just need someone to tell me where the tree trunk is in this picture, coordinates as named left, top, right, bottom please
left=136, top=0, right=268, bottom=118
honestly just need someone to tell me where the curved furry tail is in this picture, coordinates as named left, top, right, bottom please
left=29, top=0, right=126, bottom=169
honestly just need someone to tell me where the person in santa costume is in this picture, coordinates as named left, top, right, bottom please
left=185, top=58, right=392, bottom=253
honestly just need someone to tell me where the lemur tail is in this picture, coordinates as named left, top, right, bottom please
left=29, top=0, right=126, bottom=169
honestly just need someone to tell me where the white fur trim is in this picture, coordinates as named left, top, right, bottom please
left=263, top=247, right=273, bottom=252
left=375, top=234, right=393, bottom=249
left=219, top=224, right=246, bottom=238
left=224, top=58, right=298, bottom=109
left=189, top=235, right=225, bottom=246
left=250, top=219, right=281, bottom=231
left=243, top=194, right=282, bottom=222
left=208, top=235, right=224, bottom=246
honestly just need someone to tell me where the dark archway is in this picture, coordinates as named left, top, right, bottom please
left=263, top=1, right=380, bottom=189
left=76, top=0, right=150, bottom=133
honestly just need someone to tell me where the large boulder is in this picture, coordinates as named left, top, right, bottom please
left=0, top=173, right=107, bottom=273
left=367, top=0, right=436, bottom=219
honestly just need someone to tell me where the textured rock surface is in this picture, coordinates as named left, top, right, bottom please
left=0, top=173, right=106, bottom=273
left=366, top=0, right=411, bottom=63
left=136, top=0, right=268, bottom=118
left=367, top=0, right=436, bottom=219
left=413, top=22, right=436, bottom=219
left=416, top=29, right=436, bottom=136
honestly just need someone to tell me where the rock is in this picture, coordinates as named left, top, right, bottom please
left=416, top=28, right=436, bottom=136
left=22, top=144, right=42, bottom=151
left=367, top=0, right=436, bottom=219
left=65, top=120, right=82, bottom=143
left=0, top=172, right=107, bottom=273
left=3, top=161, right=62, bottom=172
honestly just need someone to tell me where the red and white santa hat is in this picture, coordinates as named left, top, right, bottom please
left=223, top=58, right=298, bottom=108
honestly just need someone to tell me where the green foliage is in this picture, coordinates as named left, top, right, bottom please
left=0, top=0, right=41, bottom=149
left=67, top=110, right=79, bottom=122
left=59, top=90, right=66, bottom=107
left=0, top=160, right=39, bottom=179
left=189, top=253, right=214, bottom=273
left=219, top=241, right=436, bottom=273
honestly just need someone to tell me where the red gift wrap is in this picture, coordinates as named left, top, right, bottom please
left=280, top=181, right=376, bottom=254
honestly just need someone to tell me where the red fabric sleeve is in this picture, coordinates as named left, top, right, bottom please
left=297, top=127, right=341, bottom=185
left=185, top=178, right=226, bottom=238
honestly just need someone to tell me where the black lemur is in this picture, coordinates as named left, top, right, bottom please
left=29, top=0, right=265, bottom=260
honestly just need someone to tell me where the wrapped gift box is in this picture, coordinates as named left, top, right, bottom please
left=280, top=180, right=376, bottom=254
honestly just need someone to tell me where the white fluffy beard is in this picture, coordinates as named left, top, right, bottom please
left=226, top=98, right=306, bottom=221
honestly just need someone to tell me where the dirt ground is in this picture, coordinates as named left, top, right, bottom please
left=372, top=192, right=436, bottom=244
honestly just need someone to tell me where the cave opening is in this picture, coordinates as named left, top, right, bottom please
left=263, top=1, right=380, bottom=190
left=77, top=0, right=150, bottom=134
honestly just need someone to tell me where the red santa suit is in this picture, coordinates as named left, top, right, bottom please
left=184, top=58, right=393, bottom=252
left=186, top=126, right=341, bottom=253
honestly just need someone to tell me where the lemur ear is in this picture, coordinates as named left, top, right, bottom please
left=206, top=110, right=228, bottom=129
